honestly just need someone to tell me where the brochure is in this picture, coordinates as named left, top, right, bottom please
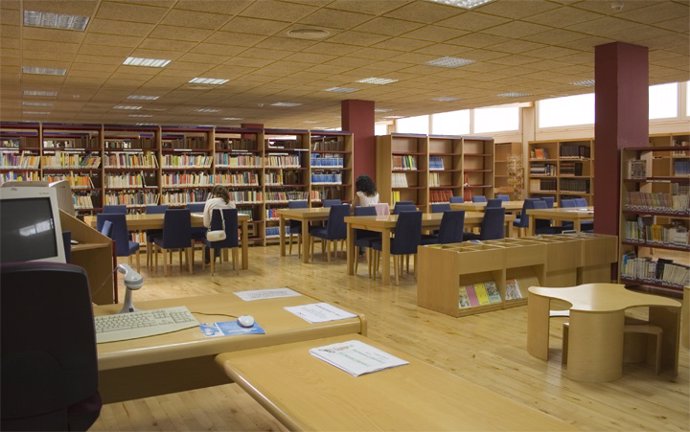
left=309, top=339, right=409, bottom=377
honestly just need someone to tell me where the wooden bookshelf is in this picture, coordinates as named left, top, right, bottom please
left=309, top=131, right=353, bottom=205
left=619, top=132, right=690, bottom=297
left=0, top=122, right=42, bottom=184
left=428, top=135, right=462, bottom=207
left=494, top=142, right=522, bottom=199
left=462, top=136, right=495, bottom=202
left=160, top=126, right=213, bottom=207
left=377, top=133, right=428, bottom=208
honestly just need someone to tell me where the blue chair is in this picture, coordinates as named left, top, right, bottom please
left=309, top=204, right=349, bottom=261
left=152, top=209, right=193, bottom=275
left=145, top=205, right=168, bottom=268
left=486, top=198, right=502, bottom=208
left=533, top=200, right=564, bottom=235
left=574, top=198, right=588, bottom=207
left=431, top=203, right=451, bottom=213
left=472, top=195, right=487, bottom=203
left=353, top=206, right=380, bottom=276
left=573, top=198, right=593, bottom=230
left=99, top=220, right=113, bottom=237
left=393, top=204, right=417, bottom=214
left=371, top=211, right=422, bottom=284
left=394, top=200, right=414, bottom=206
left=421, top=210, right=464, bottom=245
left=497, top=194, right=510, bottom=201
left=542, top=196, right=555, bottom=208
left=187, top=202, right=207, bottom=243
left=561, top=198, right=577, bottom=208
left=465, top=207, right=505, bottom=241
left=513, top=198, right=541, bottom=235
left=205, top=208, right=239, bottom=275
left=187, top=203, right=205, bottom=212
left=287, top=200, right=308, bottom=257
left=102, top=204, right=126, bottom=214
left=449, top=196, right=464, bottom=203
left=322, top=199, right=342, bottom=208
left=97, top=213, right=140, bottom=271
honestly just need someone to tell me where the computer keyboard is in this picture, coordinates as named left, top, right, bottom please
left=95, top=306, right=199, bottom=343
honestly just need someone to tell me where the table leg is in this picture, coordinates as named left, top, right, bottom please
left=279, top=216, right=286, bottom=257
left=527, top=293, right=551, bottom=360
left=649, top=305, right=681, bottom=375
left=528, top=215, right=536, bottom=236
left=381, top=230, right=391, bottom=285
left=574, top=219, right=582, bottom=232
left=301, top=219, right=310, bottom=264
left=241, top=220, right=248, bottom=270
left=346, top=224, right=355, bottom=276
left=566, top=310, right=624, bottom=382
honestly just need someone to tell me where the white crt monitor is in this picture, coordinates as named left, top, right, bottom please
left=0, top=186, right=66, bottom=264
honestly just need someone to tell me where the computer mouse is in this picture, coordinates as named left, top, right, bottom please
left=237, top=315, right=255, bottom=328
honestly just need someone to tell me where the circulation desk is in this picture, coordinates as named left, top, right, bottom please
left=95, top=292, right=366, bottom=403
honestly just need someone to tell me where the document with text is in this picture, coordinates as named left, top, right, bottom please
left=234, top=288, right=301, bottom=301
left=284, top=302, right=357, bottom=323
left=309, top=340, right=409, bottom=377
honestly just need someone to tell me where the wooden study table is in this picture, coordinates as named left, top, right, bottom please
left=451, top=200, right=524, bottom=213
left=527, top=283, right=681, bottom=382
left=525, top=206, right=594, bottom=236
left=94, top=292, right=367, bottom=403
left=277, top=207, right=331, bottom=263
left=86, top=213, right=250, bottom=270
left=215, top=334, right=575, bottom=431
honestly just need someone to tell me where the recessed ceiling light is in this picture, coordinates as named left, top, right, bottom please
left=23, top=89, right=58, bottom=97
left=135, top=122, right=157, bottom=126
left=426, top=56, right=475, bottom=68
left=188, top=77, right=228, bottom=85
left=22, top=101, right=53, bottom=107
left=195, top=108, right=220, bottom=113
left=303, top=120, right=319, bottom=124
left=357, top=77, right=398, bottom=85
left=22, top=66, right=66, bottom=76
left=23, top=10, right=89, bottom=31
left=432, top=96, right=460, bottom=102
left=128, top=114, right=153, bottom=118
left=497, top=91, right=531, bottom=98
left=571, top=79, right=595, bottom=87
left=427, top=0, right=494, bottom=9
left=383, top=115, right=404, bottom=119
left=286, top=28, right=330, bottom=40
left=113, top=105, right=142, bottom=110
left=271, top=102, right=302, bottom=107
left=375, top=108, right=392, bottom=113
left=222, top=117, right=243, bottom=121
left=324, top=87, right=359, bottom=93
left=123, top=57, right=171, bottom=68
left=23, top=111, right=50, bottom=115
left=127, top=95, right=159, bottom=100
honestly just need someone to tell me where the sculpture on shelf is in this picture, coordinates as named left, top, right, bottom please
left=507, top=155, right=524, bottom=200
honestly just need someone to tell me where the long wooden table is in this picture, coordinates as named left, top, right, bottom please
left=95, top=292, right=367, bottom=403
left=451, top=200, right=524, bottom=213
left=277, top=207, right=331, bottom=263
left=527, top=283, right=681, bottom=382
left=216, top=334, right=576, bottom=431
left=86, top=212, right=250, bottom=270
left=525, top=206, right=594, bottom=236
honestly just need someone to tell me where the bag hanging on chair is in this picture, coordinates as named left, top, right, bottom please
left=206, top=210, right=226, bottom=242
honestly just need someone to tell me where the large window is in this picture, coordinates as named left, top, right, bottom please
left=649, top=83, right=678, bottom=119
left=473, top=106, right=519, bottom=133
left=375, top=122, right=389, bottom=136
left=431, top=109, right=470, bottom=135
left=538, top=93, right=594, bottom=128
left=396, top=115, right=429, bottom=134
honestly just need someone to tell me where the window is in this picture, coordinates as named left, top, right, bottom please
left=375, top=122, right=389, bottom=135
left=431, top=110, right=470, bottom=135
left=474, top=105, right=519, bottom=133
left=396, top=115, right=429, bottom=134
left=538, top=93, right=594, bottom=128
left=686, top=81, right=690, bottom=117
left=649, top=83, right=678, bottom=119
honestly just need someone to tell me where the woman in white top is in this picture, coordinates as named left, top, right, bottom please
left=203, top=185, right=235, bottom=228
left=355, top=175, right=379, bottom=207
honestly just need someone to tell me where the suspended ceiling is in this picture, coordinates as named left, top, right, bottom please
left=0, top=0, right=688, bottom=129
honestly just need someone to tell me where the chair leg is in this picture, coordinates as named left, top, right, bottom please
left=135, top=250, right=140, bottom=272
left=394, top=255, right=399, bottom=285
left=354, top=246, right=360, bottom=274
left=368, top=249, right=373, bottom=278
left=210, top=248, right=216, bottom=275
left=297, top=234, right=302, bottom=258
left=187, top=247, right=193, bottom=274
left=326, top=240, right=331, bottom=262
left=232, top=248, right=238, bottom=272
left=288, top=233, right=293, bottom=255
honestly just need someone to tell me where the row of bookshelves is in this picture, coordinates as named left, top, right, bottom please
left=620, top=252, right=689, bottom=288
left=622, top=217, right=689, bottom=249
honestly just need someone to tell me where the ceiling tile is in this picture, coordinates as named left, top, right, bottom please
left=239, top=47, right=292, bottom=61
left=477, top=0, right=561, bottom=19
left=565, top=16, right=641, bottom=38
left=23, top=39, right=80, bottom=54
left=299, top=8, right=375, bottom=30
left=23, top=0, right=97, bottom=16
left=139, top=38, right=197, bottom=52
left=446, top=33, right=510, bottom=49
left=373, top=37, right=432, bottom=52
left=174, top=0, right=252, bottom=15
left=302, top=42, right=361, bottom=56
left=521, top=28, right=587, bottom=45
left=84, top=32, right=142, bottom=48
left=89, top=18, right=155, bottom=37
left=149, top=25, right=213, bottom=42
left=161, top=9, right=231, bottom=30
left=327, top=0, right=408, bottom=15
left=220, top=17, right=290, bottom=36
left=488, top=40, right=547, bottom=54
left=206, top=31, right=266, bottom=47
left=191, top=43, right=246, bottom=56
left=404, top=25, right=468, bottom=43
left=482, top=21, right=552, bottom=38
left=78, top=44, right=131, bottom=57
left=284, top=52, right=337, bottom=64
left=385, top=2, right=463, bottom=24
left=22, top=27, right=85, bottom=43
left=96, top=1, right=169, bottom=24
left=436, top=11, right=511, bottom=32
left=239, top=0, right=319, bottom=23
left=325, top=31, right=389, bottom=47
left=526, top=5, right=603, bottom=27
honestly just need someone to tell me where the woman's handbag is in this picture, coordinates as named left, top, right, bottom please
left=206, top=210, right=226, bottom=242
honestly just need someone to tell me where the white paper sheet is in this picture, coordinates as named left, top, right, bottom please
left=284, top=302, right=357, bottom=323
left=234, top=288, right=301, bottom=301
left=310, top=339, right=409, bottom=377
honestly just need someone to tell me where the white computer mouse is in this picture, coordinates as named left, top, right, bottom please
left=237, top=315, right=255, bottom=328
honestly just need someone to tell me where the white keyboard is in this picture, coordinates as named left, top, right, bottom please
left=95, top=306, right=199, bottom=343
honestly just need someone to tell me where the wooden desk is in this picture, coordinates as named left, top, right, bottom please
left=216, top=334, right=575, bottom=431
left=277, top=207, right=331, bottom=263
left=527, top=283, right=681, bottom=382
left=451, top=200, right=524, bottom=213
left=86, top=213, right=250, bottom=270
left=683, top=286, right=689, bottom=349
left=95, top=292, right=366, bottom=403
left=526, top=207, right=593, bottom=236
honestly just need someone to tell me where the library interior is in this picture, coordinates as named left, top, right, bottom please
left=1, top=0, right=689, bottom=431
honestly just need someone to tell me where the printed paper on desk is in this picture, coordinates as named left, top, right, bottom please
left=199, top=321, right=265, bottom=337
left=309, top=339, right=409, bottom=377
left=284, top=302, right=357, bottom=323
left=234, top=288, right=301, bottom=301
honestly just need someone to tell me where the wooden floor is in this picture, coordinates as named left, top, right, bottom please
left=93, top=245, right=689, bottom=431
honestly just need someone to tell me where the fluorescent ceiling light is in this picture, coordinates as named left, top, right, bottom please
left=113, top=105, right=142, bottom=110
left=286, top=28, right=330, bottom=40
left=23, top=89, right=58, bottom=97
left=127, top=95, right=159, bottom=100
left=357, top=77, right=398, bottom=85
left=271, top=102, right=302, bottom=107
left=432, top=96, right=460, bottom=102
left=195, top=108, right=220, bottom=113
left=375, top=108, right=392, bottom=113
left=188, top=77, right=228, bottom=85
left=22, top=101, right=53, bottom=107
left=383, top=115, right=404, bottom=119
left=128, top=114, right=153, bottom=118
left=497, top=91, right=531, bottom=98
left=23, top=10, right=89, bottom=31
left=571, top=79, right=595, bottom=87
left=426, top=56, right=474, bottom=68
left=222, top=117, right=243, bottom=121
left=136, top=122, right=156, bottom=126
left=324, top=87, right=359, bottom=93
left=427, top=0, right=494, bottom=9
left=123, top=57, right=171, bottom=68
left=22, top=66, right=66, bottom=76
left=23, top=111, right=50, bottom=115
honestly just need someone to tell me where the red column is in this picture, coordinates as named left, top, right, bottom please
left=594, top=42, right=648, bottom=236
left=341, top=100, right=376, bottom=183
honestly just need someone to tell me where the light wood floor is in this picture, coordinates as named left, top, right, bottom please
left=93, top=245, right=689, bottom=432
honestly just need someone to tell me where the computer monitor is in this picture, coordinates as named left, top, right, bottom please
left=0, top=186, right=66, bottom=264
left=1, top=179, right=76, bottom=216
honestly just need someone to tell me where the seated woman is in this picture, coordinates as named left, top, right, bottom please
left=202, top=186, right=235, bottom=263
left=355, top=175, right=379, bottom=207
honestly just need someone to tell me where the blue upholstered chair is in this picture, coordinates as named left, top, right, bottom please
left=287, top=200, right=308, bottom=256
left=102, top=204, right=126, bottom=214
left=472, top=195, right=487, bottom=203
left=96, top=213, right=140, bottom=271
left=465, top=207, right=505, bottom=241
left=533, top=200, right=564, bottom=235
left=145, top=205, right=168, bottom=268
left=486, top=198, right=503, bottom=208
left=309, top=204, right=349, bottom=261
left=421, top=210, right=464, bottom=245
left=496, top=194, right=510, bottom=201
left=513, top=198, right=541, bottom=235
left=187, top=203, right=205, bottom=212
left=152, top=209, right=193, bottom=275
left=322, top=199, right=342, bottom=208
left=449, top=196, right=464, bottom=203
left=353, top=206, right=380, bottom=276
left=99, top=220, right=113, bottom=237
left=542, top=196, right=555, bottom=208
left=573, top=198, right=593, bottom=230
left=393, top=204, right=417, bottom=214
left=431, top=203, right=451, bottom=213
left=371, top=211, right=422, bottom=284
left=394, top=200, right=414, bottom=206
left=204, top=208, right=239, bottom=275
left=560, top=199, right=577, bottom=230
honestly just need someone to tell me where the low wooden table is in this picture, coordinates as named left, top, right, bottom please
left=525, top=207, right=594, bottom=236
left=527, top=283, right=681, bottom=382
left=277, top=207, right=331, bottom=263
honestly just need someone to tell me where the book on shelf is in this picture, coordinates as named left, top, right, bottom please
left=531, top=148, right=549, bottom=159
left=391, top=173, right=408, bottom=188
left=505, top=279, right=523, bottom=301
left=429, top=156, right=445, bottom=171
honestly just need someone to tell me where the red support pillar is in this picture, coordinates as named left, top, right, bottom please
left=594, top=42, right=649, bottom=237
left=341, top=100, right=376, bottom=183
